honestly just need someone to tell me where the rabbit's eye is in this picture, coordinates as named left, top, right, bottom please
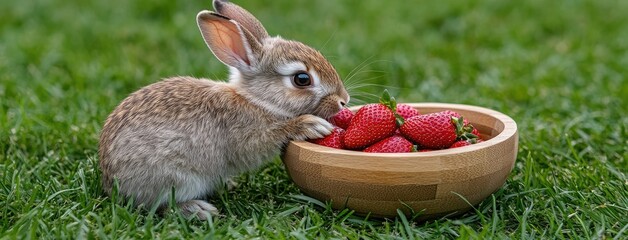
left=293, top=72, right=312, bottom=87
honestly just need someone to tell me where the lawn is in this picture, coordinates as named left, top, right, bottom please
left=1, top=0, right=627, bottom=238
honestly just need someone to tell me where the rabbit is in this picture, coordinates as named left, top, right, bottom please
left=98, top=0, right=349, bottom=219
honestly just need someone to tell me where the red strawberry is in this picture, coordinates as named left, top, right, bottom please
left=396, top=104, right=420, bottom=120
left=440, top=110, right=462, bottom=118
left=471, top=128, right=481, bottom=139
left=400, top=112, right=459, bottom=149
left=344, top=90, right=402, bottom=149
left=329, top=108, right=354, bottom=129
left=309, top=127, right=345, bottom=149
left=450, top=138, right=483, bottom=148
left=363, top=135, right=416, bottom=153
left=450, top=140, right=471, bottom=148
left=344, top=104, right=396, bottom=149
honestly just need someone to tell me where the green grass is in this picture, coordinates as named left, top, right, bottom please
left=1, top=0, right=627, bottom=238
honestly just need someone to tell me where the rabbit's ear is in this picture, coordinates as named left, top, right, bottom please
left=213, top=0, right=269, bottom=41
left=197, top=11, right=262, bottom=71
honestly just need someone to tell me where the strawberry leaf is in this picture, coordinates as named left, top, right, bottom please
left=379, top=89, right=402, bottom=125
left=380, top=89, right=392, bottom=105
left=379, top=89, right=398, bottom=112
left=451, top=116, right=465, bottom=135
left=451, top=116, right=479, bottom=140
left=462, top=132, right=479, bottom=140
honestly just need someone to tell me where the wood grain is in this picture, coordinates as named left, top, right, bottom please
left=281, top=103, right=518, bottom=219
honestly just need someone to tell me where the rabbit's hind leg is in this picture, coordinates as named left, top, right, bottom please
left=177, top=199, right=220, bottom=220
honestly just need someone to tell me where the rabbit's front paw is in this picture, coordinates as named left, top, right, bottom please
left=292, top=114, right=334, bottom=141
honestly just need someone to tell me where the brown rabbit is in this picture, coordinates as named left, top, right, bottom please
left=98, top=0, right=349, bottom=219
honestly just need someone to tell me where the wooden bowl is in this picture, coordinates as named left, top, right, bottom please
left=281, top=103, right=518, bottom=219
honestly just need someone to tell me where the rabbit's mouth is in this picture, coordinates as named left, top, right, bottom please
left=313, top=94, right=346, bottom=119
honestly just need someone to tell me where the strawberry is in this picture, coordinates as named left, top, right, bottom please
left=344, top=90, right=402, bottom=149
left=363, top=135, right=417, bottom=153
left=440, top=110, right=462, bottom=118
left=450, top=140, right=471, bottom=148
left=308, top=126, right=345, bottom=149
left=450, top=138, right=483, bottom=148
left=329, top=108, right=354, bottom=129
left=400, top=112, right=459, bottom=149
left=396, top=104, right=420, bottom=120
left=394, top=128, right=402, bottom=135
left=400, top=111, right=479, bottom=149
left=471, top=128, right=481, bottom=139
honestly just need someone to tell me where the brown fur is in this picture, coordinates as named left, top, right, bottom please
left=98, top=0, right=349, bottom=219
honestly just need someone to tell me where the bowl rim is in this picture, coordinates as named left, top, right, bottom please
left=289, top=102, right=517, bottom=157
